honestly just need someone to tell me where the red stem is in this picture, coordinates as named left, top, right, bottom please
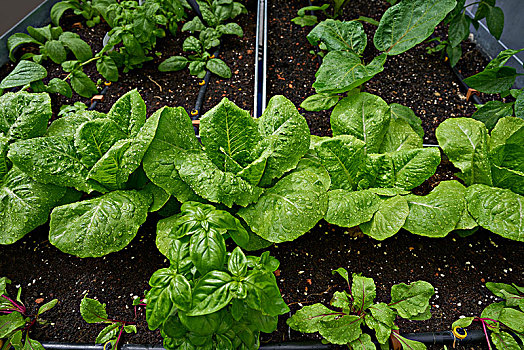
left=480, top=319, right=492, bottom=350
left=2, top=295, right=26, bottom=314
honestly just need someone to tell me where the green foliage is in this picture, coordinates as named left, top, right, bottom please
left=160, top=0, right=246, bottom=78
left=288, top=269, right=433, bottom=349
left=0, top=277, right=58, bottom=350
left=452, top=281, right=524, bottom=350
left=80, top=295, right=136, bottom=349
left=51, top=0, right=111, bottom=27
left=436, top=117, right=524, bottom=241
left=146, top=210, right=288, bottom=350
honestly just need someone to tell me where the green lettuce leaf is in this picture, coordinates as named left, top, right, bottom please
left=49, top=190, right=151, bottom=257
left=106, top=89, right=147, bottom=137
left=325, top=189, right=381, bottom=228
left=360, top=195, right=409, bottom=240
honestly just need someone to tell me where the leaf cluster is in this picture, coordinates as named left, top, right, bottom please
left=79, top=296, right=137, bottom=349
left=51, top=0, right=109, bottom=27
left=436, top=116, right=524, bottom=241
left=301, top=0, right=457, bottom=112
left=159, top=0, right=246, bottom=78
left=146, top=202, right=288, bottom=349
left=0, top=277, right=58, bottom=350
left=452, top=282, right=524, bottom=350
left=287, top=269, right=434, bottom=350
left=291, top=0, right=353, bottom=27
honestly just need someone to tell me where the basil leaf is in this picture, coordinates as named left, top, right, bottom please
left=190, top=228, right=227, bottom=275
left=44, top=40, right=67, bottom=64
left=188, top=271, right=233, bottom=316
left=96, top=56, right=119, bottom=82
left=47, top=78, right=72, bottom=98
left=59, top=32, right=93, bottom=62
left=244, top=271, right=289, bottom=316
left=71, top=70, right=98, bottom=98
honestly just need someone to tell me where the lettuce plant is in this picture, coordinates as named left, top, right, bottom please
left=80, top=296, right=137, bottom=349
left=288, top=268, right=434, bottom=350
left=145, top=201, right=289, bottom=349
left=436, top=116, right=524, bottom=241
left=0, top=277, right=58, bottom=350
left=452, top=282, right=524, bottom=350
left=300, top=0, right=457, bottom=112
left=0, top=90, right=172, bottom=257
left=143, top=95, right=329, bottom=244
left=316, top=92, right=471, bottom=240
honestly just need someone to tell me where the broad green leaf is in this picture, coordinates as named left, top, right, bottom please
left=0, top=136, right=9, bottom=181
left=491, top=331, right=521, bottom=350
left=46, top=111, right=104, bottom=138
left=244, top=270, right=289, bottom=316
left=391, top=333, right=427, bottom=350
left=515, top=91, right=524, bottom=119
left=448, top=13, right=470, bottom=47
left=472, top=101, right=514, bottom=130
left=447, top=44, right=462, bottom=67
left=403, top=181, right=466, bottom=237
left=8, top=136, right=95, bottom=193
left=74, top=118, right=127, bottom=168
left=96, top=56, right=119, bottom=82
left=0, top=61, right=47, bottom=89
left=436, top=118, right=492, bottom=186
left=307, top=20, right=367, bottom=54
left=182, top=17, right=206, bottom=32
left=206, top=58, right=231, bottom=79
left=217, top=22, right=243, bottom=37
left=37, top=299, right=58, bottom=316
left=59, top=32, right=93, bottom=62
left=466, top=184, right=524, bottom=242
left=178, top=310, right=225, bottom=337
left=49, top=190, right=151, bottom=257
left=257, top=95, right=310, bottom=186
left=51, top=2, right=77, bottom=25
left=486, top=6, right=504, bottom=40
left=300, top=93, right=341, bottom=111
left=365, top=303, right=396, bottom=344
left=291, top=15, right=318, bottom=27
left=106, top=89, right=146, bottom=138
left=360, top=195, right=409, bottom=240
left=373, top=0, right=456, bottom=55
left=313, top=135, right=365, bottom=190
left=183, top=36, right=202, bottom=52
left=44, top=40, right=67, bottom=64
left=464, top=66, right=519, bottom=94
left=359, top=148, right=440, bottom=190
left=286, top=304, right=338, bottom=333
left=390, top=281, right=434, bottom=319
left=325, top=189, right=381, bottom=228
left=498, top=308, right=524, bottom=332
left=200, top=98, right=260, bottom=170
left=228, top=247, right=248, bottom=277
left=0, top=168, right=65, bottom=245
left=175, top=150, right=263, bottom=207
left=486, top=48, right=524, bottom=70
left=80, top=297, right=108, bottom=323
left=331, top=291, right=351, bottom=310
left=313, top=52, right=386, bottom=94
left=352, top=273, right=376, bottom=311
left=0, top=312, right=25, bottom=338
left=0, top=92, right=52, bottom=141
left=485, top=282, right=520, bottom=298
left=379, top=118, right=422, bottom=152
left=389, top=103, right=424, bottom=138
left=489, top=117, right=524, bottom=173
left=7, top=33, right=42, bottom=61
left=159, top=56, right=189, bottom=72
left=349, top=333, right=376, bottom=350
left=190, top=228, right=227, bottom=275
left=481, top=301, right=505, bottom=321
left=96, top=323, right=120, bottom=344
left=294, top=156, right=332, bottom=191
left=142, top=107, right=201, bottom=202
left=237, top=169, right=327, bottom=243
left=71, top=70, right=98, bottom=98
left=47, top=78, right=72, bottom=98
left=331, top=92, right=390, bottom=153
left=318, top=314, right=363, bottom=345
left=88, top=110, right=161, bottom=190
left=451, top=317, right=475, bottom=329
left=188, top=271, right=233, bottom=316
left=491, top=162, right=524, bottom=197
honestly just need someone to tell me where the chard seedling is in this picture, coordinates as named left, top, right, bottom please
left=452, top=282, right=524, bottom=350
left=288, top=268, right=434, bottom=349
left=80, top=295, right=137, bottom=349
left=0, top=277, right=58, bottom=350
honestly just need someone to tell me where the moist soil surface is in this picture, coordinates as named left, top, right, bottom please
left=0, top=0, right=522, bottom=349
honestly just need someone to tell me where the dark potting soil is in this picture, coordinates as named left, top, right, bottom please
left=0, top=1, right=522, bottom=350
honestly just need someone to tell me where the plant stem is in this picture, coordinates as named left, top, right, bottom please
left=480, top=319, right=492, bottom=350
left=63, top=56, right=101, bottom=81
left=1, top=295, right=25, bottom=314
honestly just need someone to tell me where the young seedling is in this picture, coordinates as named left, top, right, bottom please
left=0, top=277, right=58, bottom=350
left=80, top=295, right=137, bottom=349
left=288, top=268, right=435, bottom=349
left=452, top=282, right=524, bottom=350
